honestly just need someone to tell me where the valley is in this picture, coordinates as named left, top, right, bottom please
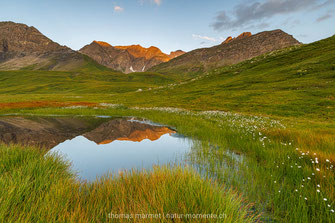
left=0, top=20, right=334, bottom=222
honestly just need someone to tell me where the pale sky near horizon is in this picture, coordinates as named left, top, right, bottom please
left=0, top=0, right=334, bottom=53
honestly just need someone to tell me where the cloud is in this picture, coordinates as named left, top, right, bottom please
left=316, top=13, right=332, bottom=22
left=114, top=6, right=124, bottom=12
left=192, top=34, right=216, bottom=42
left=211, top=0, right=333, bottom=31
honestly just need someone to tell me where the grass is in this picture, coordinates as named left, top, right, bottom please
left=0, top=70, right=175, bottom=95
left=1, top=106, right=334, bottom=222
left=0, top=144, right=258, bottom=222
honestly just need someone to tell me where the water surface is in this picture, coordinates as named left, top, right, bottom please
left=0, top=116, right=192, bottom=181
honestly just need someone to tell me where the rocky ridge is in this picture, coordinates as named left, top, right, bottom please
left=0, top=21, right=88, bottom=71
left=150, top=29, right=301, bottom=76
left=79, top=41, right=185, bottom=73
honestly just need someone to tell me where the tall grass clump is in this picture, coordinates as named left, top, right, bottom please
left=0, top=144, right=258, bottom=222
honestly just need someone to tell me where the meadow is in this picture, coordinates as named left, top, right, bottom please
left=0, top=35, right=334, bottom=222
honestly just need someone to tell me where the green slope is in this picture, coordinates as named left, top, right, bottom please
left=110, top=35, right=335, bottom=121
left=0, top=69, right=174, bottom=95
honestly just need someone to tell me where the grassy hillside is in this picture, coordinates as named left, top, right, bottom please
left=113, top=35, right=335, bottom=122
left=0, top=69, right=174, bottom=95
left=0, top=34, right=334, bottom=122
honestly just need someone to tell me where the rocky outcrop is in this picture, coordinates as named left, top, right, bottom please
left=0, top=21, right=89, bottom=71
left=222, top=32, right=252, bottom=45
left=79, top=41, right=185, bottom=73
left=222, top=36, right=234, bottom=44
left=169, top=50, right=186, bottom=59
left=150, top=29, right=301, bottom=76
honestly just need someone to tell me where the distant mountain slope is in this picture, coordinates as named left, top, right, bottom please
left=115, top=34, right=335, bottom=120
left=150, top=30, right=301, bottom=77
left=79, top=41, right=185, bottom=73
left=0, top=21, right=110, bottom=71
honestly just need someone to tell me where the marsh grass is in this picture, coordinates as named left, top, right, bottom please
left=5, top=106, right=334, bottom=222
left=0, top=144, right=259, bottom=223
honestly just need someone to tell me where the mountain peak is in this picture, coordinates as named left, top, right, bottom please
left=80, top=41, right=185, bottom=73
left=0, top=21, right=89, bottom=71
left=236, top=32, right=252, bottom=39
left=115, top=44, right=169, bottom=61
left=93, top=41, right=112, bottom=47
left=169, top=50, right=186, bottom=59
left=222, top=36, right=233, bottom=44
left=152, top=29, right=301, bottom=75
left=222, top=32, right=252, bottom=44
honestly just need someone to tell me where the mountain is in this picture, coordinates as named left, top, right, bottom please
left=115, top=34, right=335, bottom=119
left=0, top=21, right=109, bottom=71
left=149, top=29, right=301, bottom=77
left=79, top=41, right=185, bottom=73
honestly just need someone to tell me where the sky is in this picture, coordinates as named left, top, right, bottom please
left=0, top=0, right=334, bottom=53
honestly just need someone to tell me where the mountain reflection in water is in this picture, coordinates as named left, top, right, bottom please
left=83, top=119, right=176, bottom=144
left=0, top=116, right=176, bottom=148
left=0, top=116, right=192, bottom=181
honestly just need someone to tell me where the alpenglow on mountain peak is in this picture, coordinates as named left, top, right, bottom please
left=79, top=41, right=186, bottom=73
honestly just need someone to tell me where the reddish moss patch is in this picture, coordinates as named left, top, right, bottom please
left=0, top=101, right=98, bottom=109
